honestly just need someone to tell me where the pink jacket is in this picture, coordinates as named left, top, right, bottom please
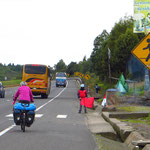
left=13, top=86, right=33, bottom=102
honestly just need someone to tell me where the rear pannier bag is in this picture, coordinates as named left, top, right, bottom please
left=26, top=111, right=35, bottom=126
left=13, top=109, right=21, bottom=125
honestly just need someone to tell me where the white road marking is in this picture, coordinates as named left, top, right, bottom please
left=6, top=114, right=43, bottom=118
left=1, top=84, right=68, bottom=136
left=6, top=114, right=13, bottom=117
left=0, top=124, right=16, bottom=136
left=56, top=115, right=67, bottom=119
left=35, top=81, right=68, bottom=112
left=35, top=114, right=43, bottom=118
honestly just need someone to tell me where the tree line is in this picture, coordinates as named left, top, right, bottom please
left=0, top=16, right=146, bottom=82
left=55, top=16, right=146, bottom=82
left=0, top=63, right=23, bottom=81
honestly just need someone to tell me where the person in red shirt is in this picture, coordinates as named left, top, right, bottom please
left=77, top=84, right=87, bottom=113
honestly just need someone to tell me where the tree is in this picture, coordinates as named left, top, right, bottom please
left=90, top=16, right=145, bottom=81
left=90, top=30, right=109, bottom=80
left=67, top=62, right=79, bottom=76
left=54, top=59, right=67, bottom=72
left=108, top=17, right=144, bottom=77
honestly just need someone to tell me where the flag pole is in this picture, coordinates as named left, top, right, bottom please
left=109, top=59, right=111, bottom=79
left=108, top=48, right=111, bottom=82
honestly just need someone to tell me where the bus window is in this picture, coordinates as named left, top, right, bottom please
left=25, top=65, right=46, bottom=74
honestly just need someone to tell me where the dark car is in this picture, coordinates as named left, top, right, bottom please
left=0, top=84, right=5, bottom=98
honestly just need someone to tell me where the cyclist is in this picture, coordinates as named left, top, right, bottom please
left=13, top=81, right=35, bottom=128
left=13, top=81, right=34, bottom=104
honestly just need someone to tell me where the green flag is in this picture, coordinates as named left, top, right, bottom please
left=116, top=73, right=128, bottom=93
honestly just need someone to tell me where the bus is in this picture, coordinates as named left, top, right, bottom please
left=22, top=64, right=51, bottom=98
left=56, top=72, right=67, bottom=87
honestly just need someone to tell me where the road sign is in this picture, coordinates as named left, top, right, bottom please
left=74, top=72, right=80, bottom=76
left=84, top=74, right=91, bottom=80
left=131, top=33, right=150, bottom=70
left=74, top=72, right=84, bottom=78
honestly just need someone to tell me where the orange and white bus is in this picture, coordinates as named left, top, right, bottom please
left=22, top=64, right=51, bottom=98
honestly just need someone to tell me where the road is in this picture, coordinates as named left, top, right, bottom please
left=0, top=80, right=98, bottom=150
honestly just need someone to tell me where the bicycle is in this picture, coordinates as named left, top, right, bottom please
left=13, top=100, right=35, bottom=132
left=20, top=100, right=29, bottom=132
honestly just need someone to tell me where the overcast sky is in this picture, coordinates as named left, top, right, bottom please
left=0, top=0, right=133, bottom=67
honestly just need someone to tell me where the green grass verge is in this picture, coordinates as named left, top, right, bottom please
left=117, top=106, right=150, bottom=112
left=118, top=106, right=150, bottom=125
left=96, top=98, right=103, bottom=103
left=121, top=114, right=150, bottom=125
left=2, top=79, right=21, bottom=87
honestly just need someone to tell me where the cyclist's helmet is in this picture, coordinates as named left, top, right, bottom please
left=80, top=84, right=84, bottom=88
left=20, top=81, right=27, bottom=86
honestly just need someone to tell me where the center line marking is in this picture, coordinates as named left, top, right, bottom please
left=56, top=115, right=67, bottom=118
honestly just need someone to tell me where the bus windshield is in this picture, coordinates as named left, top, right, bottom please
left=25, top=65, right=46, bottom=74
left=56, top=72, right=66, bottom=77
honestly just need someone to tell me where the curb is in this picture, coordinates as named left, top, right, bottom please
left=102, top=112, right=134, bottom=142
left=101, top=111, right=150, bottom=150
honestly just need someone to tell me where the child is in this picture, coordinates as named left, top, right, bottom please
left=77, top=84, right=87, bottom=113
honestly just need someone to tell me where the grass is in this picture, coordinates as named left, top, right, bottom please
left=121, top=114, right=150, bottom=125
left=121, top=118, right=150, bottom=124
left=2, top=79, right=21, bottom=87
left=117, top=106, right=150, bottom=112
left=126, top=85, right=144, bottom=96
left=96, top=98, right=103, bottom=103
left=118, top=106, right=150, bottom=125
left=83, top=75, right=115, bottom=97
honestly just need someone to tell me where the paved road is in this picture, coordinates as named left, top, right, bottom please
left=0, top=80, right=98, bottom=150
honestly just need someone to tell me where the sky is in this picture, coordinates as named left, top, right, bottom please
left=0, top=0, right=133, bottom=67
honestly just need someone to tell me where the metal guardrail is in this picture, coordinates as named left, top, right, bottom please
left=67, top=77, right=82, bottom=84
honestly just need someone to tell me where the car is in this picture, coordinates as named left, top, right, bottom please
left=56, top=72, right=67, bottom=87
left=0, top=83, right=5, bottom=98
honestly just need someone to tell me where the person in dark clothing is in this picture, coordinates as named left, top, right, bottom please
left=77, top=84, right=88, bottom=113
left=95, top=84, right=100, bottom=94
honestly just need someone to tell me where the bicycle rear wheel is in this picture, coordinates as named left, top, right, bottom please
left=21, top=113, right=26, bottom=132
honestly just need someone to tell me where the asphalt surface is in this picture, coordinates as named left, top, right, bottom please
left=0, top=80, right=98, bottom=150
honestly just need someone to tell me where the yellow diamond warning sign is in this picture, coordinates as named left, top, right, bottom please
left=131, top=33, right=150, bottom=70
left=84, top=74, right=91, bottom=80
